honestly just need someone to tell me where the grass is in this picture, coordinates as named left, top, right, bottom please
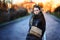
left=0, top=14, right=30, bottom=24
left=51, top=12, right=60, bottom=18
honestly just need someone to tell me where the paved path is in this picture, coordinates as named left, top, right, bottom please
left=0, top=13, right=60, bottom=40
left=44, top=13, right=60, bottom=40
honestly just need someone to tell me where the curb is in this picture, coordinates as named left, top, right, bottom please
left=50, top=14, right=60, bottom=22
left=46, top=13, right=60, bottom=22
left=0, top=15, right=30, bottom=27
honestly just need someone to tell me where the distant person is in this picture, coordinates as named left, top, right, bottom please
left=26, top=5, right=46, bottom=40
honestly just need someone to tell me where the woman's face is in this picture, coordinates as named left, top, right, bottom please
left=33, top=7, right=40, bottom=15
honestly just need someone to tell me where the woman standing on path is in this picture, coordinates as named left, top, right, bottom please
left=26, top=5, right=46, bottom=40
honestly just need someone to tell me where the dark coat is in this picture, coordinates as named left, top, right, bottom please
left=30, top=12, right=46, bottom=35
left=26, top=12, right=46, bottom=40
